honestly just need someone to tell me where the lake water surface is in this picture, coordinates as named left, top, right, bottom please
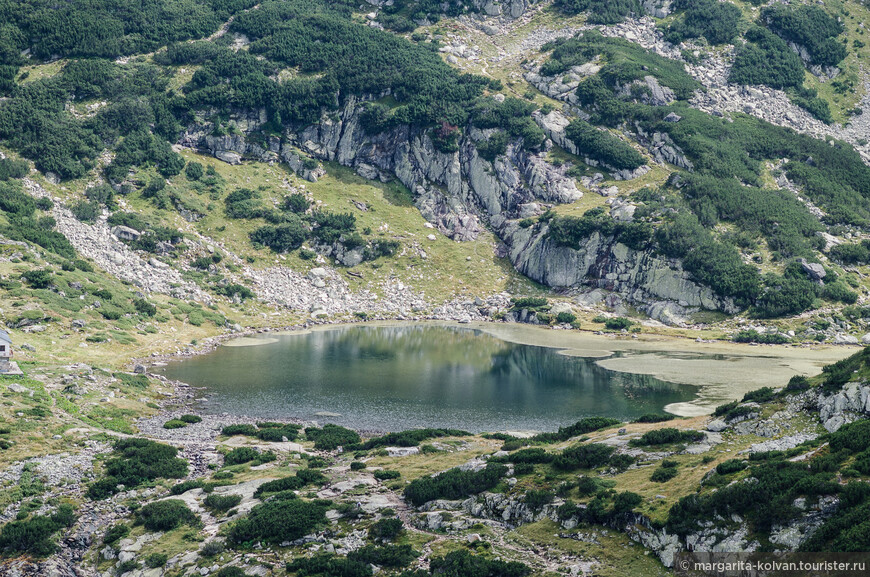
left=158, top=324, right=699, bottom=432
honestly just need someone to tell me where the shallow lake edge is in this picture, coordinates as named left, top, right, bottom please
left=159, top=320, right=857, bottom=418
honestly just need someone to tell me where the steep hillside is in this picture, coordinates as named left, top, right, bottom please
left=1, top=0, right=870, bottom=347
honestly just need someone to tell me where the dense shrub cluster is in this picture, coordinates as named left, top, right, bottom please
left=820, top=347, right=870, bottom=391
left=87, top=438, right=187, bottom=499
left=373, top=470, right=401, bottom=481
left=169, top=480, right=205, bottom=495
left=0, top=181, right=75, bottom=258
left=490, top=447, right=554, bottom=465
left=548, top=208, right=652, bottom=251
left=223, top=188, right=400, bottom=260
left=491, top=417, right=621, bottom=451
left=629, top=428, right=705, bottom=447
left=553, top=0, right=640, bottom=24
left=552, top=443, right=615, bottom=471
left=732, top=330, right=790, bottom=344
left=633, top=414, right=675, bottom=424
left=469, top=97, right=544, bottom=152
left=103, top=523, right=129, bottom=545
left=536, top=417, right=621, bottom=443
left=219, top=3, right=492, bottom=129
left=665, top=0, right=742, bottom=46
left=763, top=5, right=845, bottom=67
left=542, top=32, right=699, bottom=102
left=650, top=461, right=679, bottom=482
left=286, top=554, right=373, bottom=577
left=0, top=504, right=75, bottom=556
left=419, top=550, right=531, bottom=577
left=204, top=493, right=242, bottom=512
left=510, top=296, right=549, bottom=310
left=353, top=428, right=470, bottom=450
left=0, top=0, right=497, bottom=189
left=565, top=119, right=645, bottom=171
left=667, top=455, right=843, bottom=537
left=349, top=544, right=419, bottom=568
left=369, top=517, right=404, bottom=541
left=221, top=422, right=300, bottom=441
left=0, top=158, right=28, bottom=180
left=730, top=26, right=805, bottom=90
left=829, top=240, right=870, bottom=265
left=137, top=499, right=198, bottom=531
left=305, top=424, right=361, bottom=450
left=253, top=468, right=328, bottom=497
left=224, top=447, right=276, bottom=466
left=228, top=499, right=329, bottom=545
left=554, top=491, right=644, bottom=526
left=680, top=173, right=822, bottom=258
left=403, top=463, right=507, bottom=506
left=716, top=459, right=748, bottom=476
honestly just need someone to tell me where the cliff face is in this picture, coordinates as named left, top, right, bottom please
left=497, top=221, right=737, bottom=313
left=471, top=0, right=539, bottom=19
left=290, top=97, right=582, bottom=242
left=183, top=98, right=732, bottom=314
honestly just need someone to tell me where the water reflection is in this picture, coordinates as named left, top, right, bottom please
left=158, top=325, right=697, bottom=432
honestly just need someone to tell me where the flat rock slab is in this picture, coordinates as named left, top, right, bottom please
left=318, top=476, right=377, bottom=498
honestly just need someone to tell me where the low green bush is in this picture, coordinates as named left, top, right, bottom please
left=742, top=387, right=777, bottom=403
left=253, top=469, right=328, bottom=497
left=404, top=464, right=507, bottom=506
left=427, top=550, right=531, bottom=577
left=604, top=317, right=633, bottom=331
left=369, top=517, right=404, bottom=541
left=305, top=424, right=361, bottom=450
left=169, top=480, right=203, bottom=495
left=490, top=448, right=554, bottom=464
left=201, top=540, right=226, bottom=557
left=651, top=463, right=679, bottom=482
left=716, top=459, right=748, bottom=475
left=221, top=424, right=258, bottom=436
left=528, top=417, right=621, bottom=444
left=145, top=552, right=168, bottom=568
left=373, top=470, right=401, bottom=481
left=204, top=493, right=242, bottom=512
left=633, top=414, right=675, bottom=424
left=525, top=489, right=555, bottom=511
left=87, top=438, right=187, bottom=500
left=224, top=447, right=261, bottom=465
left=355, top=428, right=470, bottom=450
left=511, top=296, right=548, bottom=310
left=553, top=444, right=615, bottom=471
left=228, top=499, right=328, bottom=545
left=732, top=330, right=790, bottom=344
left=349, top=544, right=419, bottom=568
left=630, top=428, right=705, bottom=447
left=609, top=454, right=636, bottom=471
left=830, top=420, right=870, bottom=453
left=103, top=523, right=129, bottom=545
left=136, top=499, right=198, bottom=531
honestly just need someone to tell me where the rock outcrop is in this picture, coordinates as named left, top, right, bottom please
left=472, top=0, right=539, bottom=19
left=176, top=92, right=737, bottom=312
left=818, top=381, right=870, bottom=432
left=287, top=97, right=581, bottom=241
left=499, top=221, right=737, bottom=313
